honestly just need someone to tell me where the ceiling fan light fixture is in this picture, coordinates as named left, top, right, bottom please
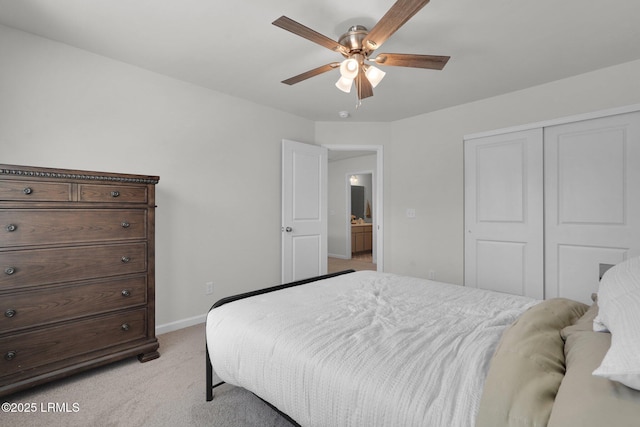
left=339, top=58, right=359, bottom=79
left=335, top=76, right=354, bottom=93
left=365, top=65, right=386, bottom=88
left=274, top=2, right=450, bottom=104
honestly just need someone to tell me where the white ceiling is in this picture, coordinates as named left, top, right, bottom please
left=1, top=0, right=640, bottom=122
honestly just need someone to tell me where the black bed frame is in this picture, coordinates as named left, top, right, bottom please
left=205, top=269, right=356, bottom=422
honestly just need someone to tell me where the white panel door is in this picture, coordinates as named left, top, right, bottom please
left=465, top=129, right=544, bottom=298
left=544, top=111, right=640, bottom=304
left=282, top=140, right=328, bottom=283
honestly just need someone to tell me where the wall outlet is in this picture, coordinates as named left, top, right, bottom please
left=205, top=282, right=214, bottom=295
left=406, top=208, right=416, bottom=218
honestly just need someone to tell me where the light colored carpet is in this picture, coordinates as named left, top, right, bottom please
left=2, top=323, right=294, bottom=427
left=327, top=253, right=376, bottom=274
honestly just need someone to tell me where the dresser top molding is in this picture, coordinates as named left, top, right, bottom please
left=0, top=164, right=159, bottom=184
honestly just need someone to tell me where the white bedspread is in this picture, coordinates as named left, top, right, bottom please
left=206, top=271, right=537, bottom=427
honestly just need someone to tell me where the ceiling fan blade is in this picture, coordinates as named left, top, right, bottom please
left=273, top=16, right=348, bottom=55
left=363, top=0, right=431, bottom=52
left=356, top=67, right=374, bottom=100
left=281, top=62, right=340, bottom=85
left=373, top=53, right=450, bottom=70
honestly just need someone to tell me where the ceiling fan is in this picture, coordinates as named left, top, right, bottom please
left=273, top=0, right=450, bottom=102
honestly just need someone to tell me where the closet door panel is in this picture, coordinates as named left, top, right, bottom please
left=476, top=142, right=525, bottom=222
left=556, top=245, right=627, bottom=303
left=545, top=111, right=640, bottom=304
left=475, top=240, right=526, bottom=295
left=557, top=129, right=625, bottom=224
left=464, top=129, right=544, bottom=298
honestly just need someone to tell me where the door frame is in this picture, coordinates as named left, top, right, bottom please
left=323, top=144, right=384, bottom=272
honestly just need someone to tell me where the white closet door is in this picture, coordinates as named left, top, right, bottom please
left=544, top=111, right=640, bottom=304
left=464, top=129, right=544, bottom=298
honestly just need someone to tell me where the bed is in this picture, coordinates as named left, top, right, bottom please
left=205, top=266, right=640, bottom=426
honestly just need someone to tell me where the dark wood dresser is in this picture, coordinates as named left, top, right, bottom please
left=0, top=164, right=160, bottom=397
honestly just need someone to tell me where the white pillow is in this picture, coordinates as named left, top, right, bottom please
left=591, top=292, right=610, bottom=332
left=592, top=256, right=640, bottom=390
left=592, top=316, right=609, bottom=332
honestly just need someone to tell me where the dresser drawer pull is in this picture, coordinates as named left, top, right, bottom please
left=121, top=256, right=130, bottom=263
left=111, top=191, right=120, bottom=198
left=6, top=224, right=17, bottom=232
left=121, top=289, right=131, bottom=297
left=121, top=221, right=130, bottom=228
left=4, top=309, right=16, bottom=318
left=121, top=323, right=130, bottom=331
left=4, top=267, right=16, bottom=275
left=4, top=351, right=17, bottom=361
left=23, top=187, right=33, bottom=195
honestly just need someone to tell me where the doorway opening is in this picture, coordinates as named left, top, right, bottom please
left=323, top=144, right=383, bottom=273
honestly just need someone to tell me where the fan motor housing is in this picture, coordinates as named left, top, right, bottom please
left=338, top=25, right=369, bottom=54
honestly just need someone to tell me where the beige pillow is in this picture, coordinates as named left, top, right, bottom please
left=548, top=303, right=640, bottom=427
left=476, top=298, right=588, bottom=427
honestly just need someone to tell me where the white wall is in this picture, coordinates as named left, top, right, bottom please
left=0, top=25, right=315, bottom=331
left=4, top=22, right=640, bottom=331
left=319, top=59, right=640, bottom=285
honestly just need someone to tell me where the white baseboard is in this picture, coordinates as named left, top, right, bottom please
left=328, top=253, right=350, bottom=259
left=156, top=313, right=206, bottom=335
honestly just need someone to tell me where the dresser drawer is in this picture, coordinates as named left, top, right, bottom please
left=0, top=209, right=147, bottom=247
left=0, top=276, right=147, bottom=332
left=0, top=308, right=146, bottom=377
left=0, top=180, right=72, bottom=202
left=79, top=184, right=148, bottom=203
left=0, top=243, right=147, bottom=289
